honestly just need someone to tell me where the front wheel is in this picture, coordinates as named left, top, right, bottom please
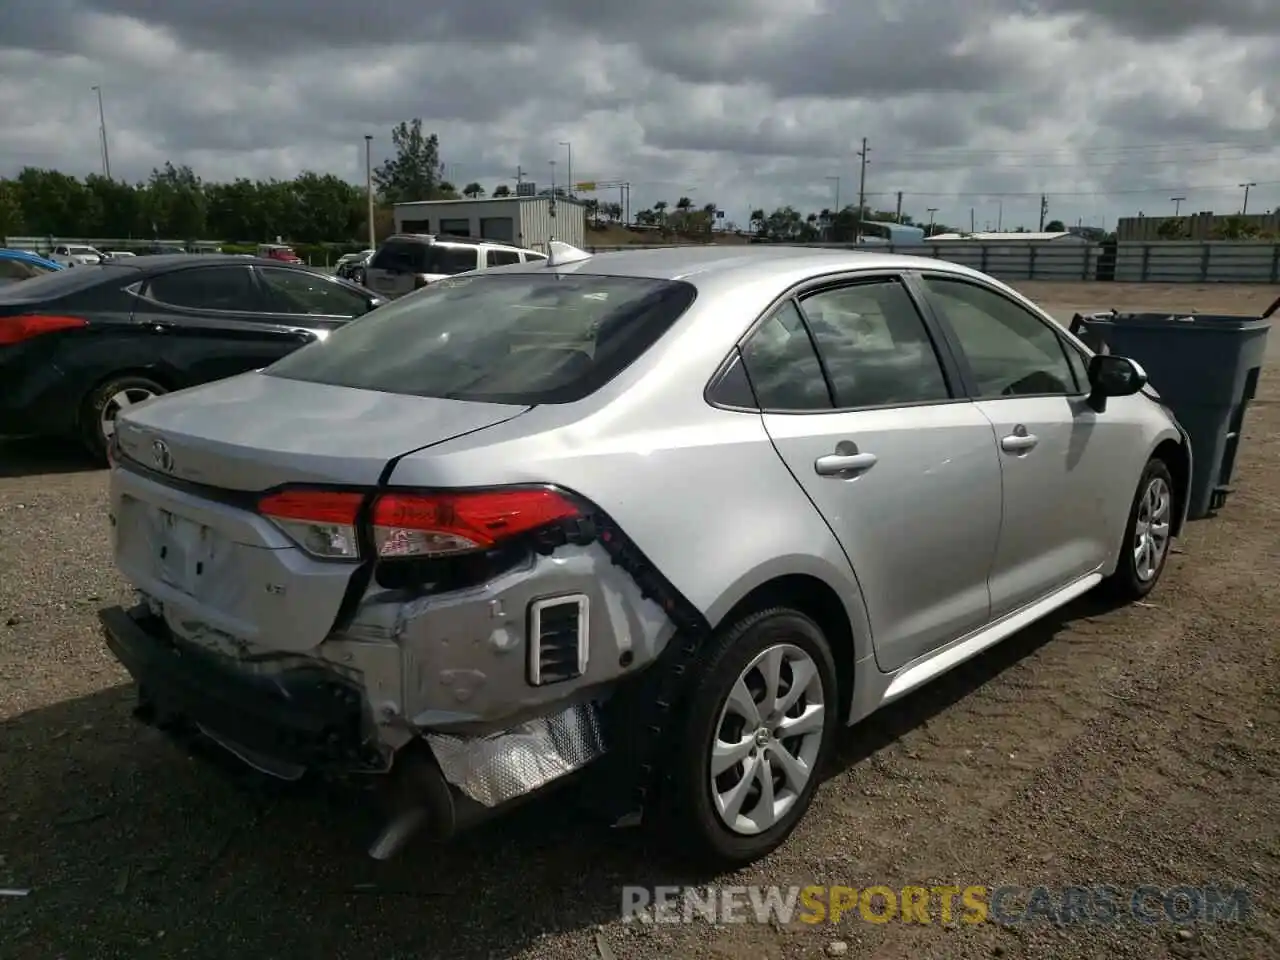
left=81, top=374, right=168, bottom=462
left=658, top=607, right=838, bottom=869
left=1101, top=457, right=1175, bottom=600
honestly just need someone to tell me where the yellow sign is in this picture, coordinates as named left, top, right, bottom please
left=574, top=181, right=596, bottom=192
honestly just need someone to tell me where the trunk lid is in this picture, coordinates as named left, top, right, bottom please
left=114, top=370, right=529, bottom=491
left=109, top=371, right=530, bottom=654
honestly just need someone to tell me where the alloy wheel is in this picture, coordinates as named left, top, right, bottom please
left=100, top=386, right=158, bottom=441
left=710, top=643, right=826, bottom=836
left=1133, top=475, right=1172, bottom=582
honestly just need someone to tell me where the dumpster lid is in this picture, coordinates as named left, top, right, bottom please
left=1074, top=310, right=1270, bottom=332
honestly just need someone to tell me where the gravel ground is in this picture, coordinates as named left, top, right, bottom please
left=1, top=282, right=1277, bottom=959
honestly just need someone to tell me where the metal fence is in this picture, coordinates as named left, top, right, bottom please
left=584, top=240, right=1280, bottom=284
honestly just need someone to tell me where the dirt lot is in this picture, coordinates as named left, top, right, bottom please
left=1, top=282, right=1277, bottom=959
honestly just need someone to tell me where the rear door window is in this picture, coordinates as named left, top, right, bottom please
left=144, top=266, right=263, bottom=312
left=266, top=273, right=697, bottom=404
left=797, top=278, right=952, bottom=408
left=485, top=249, right=522, bottom=267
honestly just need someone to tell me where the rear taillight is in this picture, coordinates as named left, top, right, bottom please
left=257, top=489, right=364, bottom=559
left=371, top=488, right=579, bottom=558
left=0, top=314, right=87, bottom=345
left=255, top=486, right=580, bottom=561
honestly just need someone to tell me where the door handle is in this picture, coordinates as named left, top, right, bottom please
left=815, top=451, right=878, bottom=476
left=1000, top=432, right=1039, bottom=453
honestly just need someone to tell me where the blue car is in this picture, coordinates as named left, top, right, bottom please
left=0, top=249, right=65, bottom=285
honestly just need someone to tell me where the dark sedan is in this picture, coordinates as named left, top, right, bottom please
left=0, top=255, right=385, bottom=460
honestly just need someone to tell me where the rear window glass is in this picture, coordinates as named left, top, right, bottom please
left=370, top=240, right=477, bottom=275
left=265, top=273, right=697, bottom=404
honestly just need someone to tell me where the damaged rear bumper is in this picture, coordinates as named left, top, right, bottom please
left=100, top=604, right=384, bottom=773
left=99, top=603, right=612, bottom=852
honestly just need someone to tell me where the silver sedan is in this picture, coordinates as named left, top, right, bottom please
left=98, top=244, right=1190, bottom=868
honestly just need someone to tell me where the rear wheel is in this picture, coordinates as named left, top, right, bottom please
left=657, top=607, right=838, bottom=869
left=81, top=374, right=167, bottom=462
left=1102, top=457, right=1175, bottom=600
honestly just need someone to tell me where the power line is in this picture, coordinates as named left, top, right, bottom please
left=884, top=150, right=1273, bottom=172
left=858, top=179, right=1280, bottom=199
left=870, top=137, right=1279, bottom=161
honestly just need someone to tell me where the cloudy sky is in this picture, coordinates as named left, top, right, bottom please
left=1, top=0, right=1277, bottom=232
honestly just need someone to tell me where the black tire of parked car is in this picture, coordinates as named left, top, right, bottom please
left=655, top=606, right=839, bottom=869
left=1100, top=456, right=1176, bottom=601
left=80, top=373, right=169, bottom=462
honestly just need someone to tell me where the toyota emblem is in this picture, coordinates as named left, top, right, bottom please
left=151, top=439, right=174, bottom=473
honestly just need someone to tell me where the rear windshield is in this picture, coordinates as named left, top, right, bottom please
left=265, top=273, right=697, bottom=404
left=370, top=240, right=477, bottom=276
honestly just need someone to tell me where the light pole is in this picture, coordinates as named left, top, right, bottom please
left=1240, top=182, right=1256, bottom=215
left=91, top=85, right=111, bottom=179
left=364, top=135, right=376, bottom=250
left=559, top=141, right=572, bottom=197
left=926, top=207, right=938, bottom=235
left=825, top=176, right=840, bottom=239
left=1171, top=196, right=1185, bottom=216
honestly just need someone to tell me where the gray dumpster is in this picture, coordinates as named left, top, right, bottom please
left=1069, top=299, right=1273, bottom=520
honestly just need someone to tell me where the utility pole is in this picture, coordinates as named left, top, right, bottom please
left=559, top=141, right=572, bottom=196
left=855, top=137, right=869, bottom=243
left=516, top=165, right=526, bottom=188
left=895, top=190, right=903, bottom=223
left=91, top=85, right=111, bottom=179
left=997, top=199, right=1003, bottom=232
left=1038, top=194, right=1048, bottom=231
left=926, top=208, right=938, bottom=235
left=624, top=182, right=631, bottom=225
left=970, top=207, right=976, bottom=233
left=364, top=135, right=375, bottom=250
left=1171, top=196, right=1185, bottom=216
left=1240, top=182, right=1256, bottom=215
left=825, top=176, right=840, bottom=239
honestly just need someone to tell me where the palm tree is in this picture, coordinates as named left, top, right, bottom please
left=676, top=196, right=692, bottom=213
left=462, top=182, right=485, bottom=199
left=654, top=200, right=669, bottom=222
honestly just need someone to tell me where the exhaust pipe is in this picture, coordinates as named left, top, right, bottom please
left=368, top=745, right=459, bottom=859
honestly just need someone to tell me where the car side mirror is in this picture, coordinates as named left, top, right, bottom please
left=1086, top=354, right=1147, bottom=413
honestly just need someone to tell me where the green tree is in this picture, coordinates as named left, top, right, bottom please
left=462, top=182, right=485, bottom=199
left=492, top=184, right=512, bottom=197
left=0, top=179, right=26, bottom=237
left=372, top=119, right=446, bottom=204
left=1044, top=219, right=1066, bottom=232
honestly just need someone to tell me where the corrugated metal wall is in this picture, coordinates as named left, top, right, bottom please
left=519, top=199, right=586, bottom=250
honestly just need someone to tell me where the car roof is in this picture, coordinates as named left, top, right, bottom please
left=91, top=254, right=321, bottom=273
left=384, top=233, right=525, bottom=251
left=492, top=244, right=988, bottom=286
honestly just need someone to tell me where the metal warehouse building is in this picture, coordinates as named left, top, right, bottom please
left=391, top=196, right=588, bottom=250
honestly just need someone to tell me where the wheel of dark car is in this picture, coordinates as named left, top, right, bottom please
left=81, top=374, right=168, bottom=462
left=659, top=607, right=838, bottom=868
left=1102, top=457, right=1175, bottom=600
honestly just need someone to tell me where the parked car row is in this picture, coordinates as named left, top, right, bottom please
left=79, top=242, right=1191, bottom=868
left=0, top=254, right=384, bottom=458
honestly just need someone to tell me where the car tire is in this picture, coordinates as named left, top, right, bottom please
left=1101, top=457, right=1176, bottom=601
left=656, top=607, right=839, bottom=870
left=81, top=374, right=168, bottom=462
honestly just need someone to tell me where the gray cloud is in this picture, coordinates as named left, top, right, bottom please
left=1, top=0, right=1277, bottom=233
